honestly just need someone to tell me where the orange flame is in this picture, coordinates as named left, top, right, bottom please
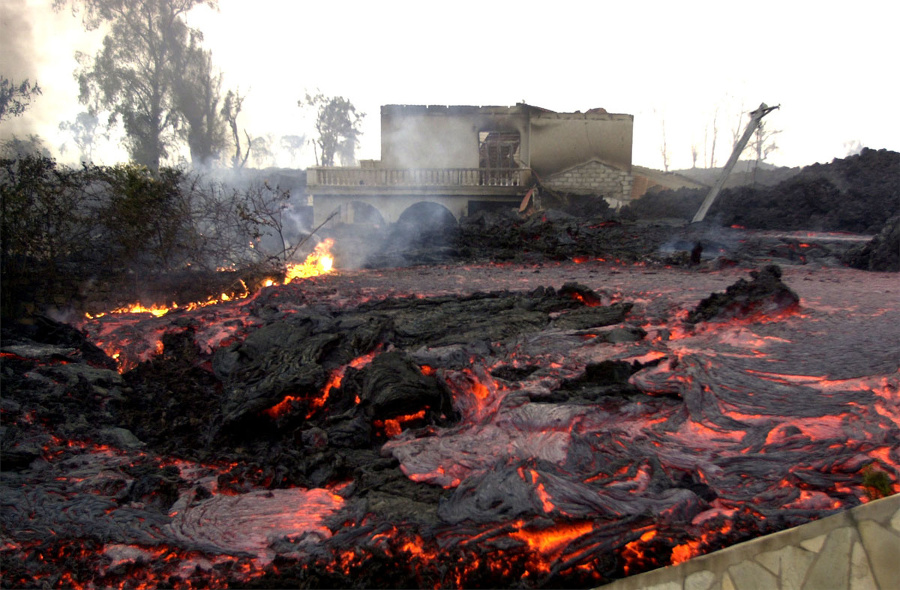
left=284, top=239, right=335, bottom=283
left=85, top=239, right=335, bottom=320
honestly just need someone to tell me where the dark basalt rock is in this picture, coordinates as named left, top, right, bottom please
left=843, top=215, right=900, bottom=272
left=539, top=359, right=664, bottom=403
left=553, top=302, right=632, bottom=330
left=1, top=314, right=117, bottom=371
left=687, top=264, right=800, bottom=323
left=343, top=351, right=454, bottom=423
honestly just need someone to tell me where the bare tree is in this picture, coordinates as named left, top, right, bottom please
left=705, top=106, right=719, bottom=168
left=221, top=88, right=250, bottom=169
left=747, top=119, right=781, bottom=164
left=731, top=105, right=747, bottom=151
left=280, top=134, right=306, bottom=167
left=248, top=135, right=273, bottom=169
left=746, top=119, right=781, bottom=183
left=659, top=116, right=670, bottom=172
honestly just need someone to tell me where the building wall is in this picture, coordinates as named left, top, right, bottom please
left=379, top=105, right=634, bottom=178
left=380, top=105, right=530, bottom=169
left=544, top=159, right=634, bottom=206
left=529, top=111, right=633, bottom=178
left=311, top=192, right=524, bottom=226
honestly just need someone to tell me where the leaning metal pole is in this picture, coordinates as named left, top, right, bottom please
left=692, top=102, right=780, bottom=223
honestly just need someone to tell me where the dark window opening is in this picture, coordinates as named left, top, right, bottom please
left=478, top=131, right=521, bottom=186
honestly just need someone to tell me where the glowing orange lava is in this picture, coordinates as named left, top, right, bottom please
left=508, top=520, right=594, bottom=556
left=262, top=349, right=379, bottom=420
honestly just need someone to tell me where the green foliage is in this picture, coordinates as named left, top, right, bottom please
left=0, top=76, right=42, bottom=122
left=172, top=30, right=229, bottom=167
left=1, top=155, right=88, bottom=268
left=1, top=156, right=190, bottom=279
left=59, top=111, right=107, bottom=162
left=68, top=0, right=219, bottom=170
left=301, top=92, right=364, bottom=167
left=88, top=163, right=192, bottom=269
left=862, top=465, right=894, bottom=500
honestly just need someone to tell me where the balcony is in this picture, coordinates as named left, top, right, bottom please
left=307, top=167, right=532, bottom=189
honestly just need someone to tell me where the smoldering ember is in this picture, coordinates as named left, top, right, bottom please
left=2, top=148, right=899, bottom=589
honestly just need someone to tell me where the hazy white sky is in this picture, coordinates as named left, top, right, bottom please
left=4, top=0, right=899, bottom=170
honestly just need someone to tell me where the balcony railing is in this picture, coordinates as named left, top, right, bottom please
left=308, top=167, right=531, bottom=188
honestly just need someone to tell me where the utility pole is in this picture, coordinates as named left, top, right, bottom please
left=692, top=103, right=779, bottom=223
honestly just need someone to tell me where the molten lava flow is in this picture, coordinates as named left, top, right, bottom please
left=621, top=530, right=658, bottom=574
left=8, top=264, right=900, bottom=589
left=85, top=282, right=253, bottom=320
left=262, top=348, right=379, bottom=421
left=509, top=521, right=594, bottom=553
left=284, top=238, right=335, bottom=283
left=375, top=409, right=428, bottom=438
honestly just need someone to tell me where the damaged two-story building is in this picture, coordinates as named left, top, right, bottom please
left=306, top=103, right=635, bottom=226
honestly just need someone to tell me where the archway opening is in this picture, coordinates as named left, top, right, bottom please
left=345, top=201, right=385, bottom=226
left=397, top=201, right=457, bottom=231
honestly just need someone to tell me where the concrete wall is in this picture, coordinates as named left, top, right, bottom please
left=598, top=494, right=900, bottom=590
left=379, top=105, right=633, bottom=177
left=529, top=111, right=633, bottom=177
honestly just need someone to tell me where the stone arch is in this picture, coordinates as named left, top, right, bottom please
left=397, top=201, right=458, bottom=230
left=344, top=201, right=386, bottom=226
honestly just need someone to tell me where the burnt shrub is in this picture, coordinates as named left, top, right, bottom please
left=1, top=156, right=305, bottom=319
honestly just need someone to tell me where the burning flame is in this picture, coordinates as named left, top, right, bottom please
left=284, top=239, right=334, bottom=283
left=85, top=240, right=335, bottom=320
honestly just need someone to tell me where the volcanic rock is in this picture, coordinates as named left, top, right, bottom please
left=343, top=351, right=454, bottom=422
left=1, top=314, right=117, bottom=371
left=552, top=302, right=632, bottom=330
left=843, top=215, right=900, bottom=271
left=622, top=148, right=899, bottom=234
left=687, top=264, right=800, bottom=323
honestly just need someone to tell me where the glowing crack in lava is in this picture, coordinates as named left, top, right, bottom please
left=3, top=263, right=898, bottom=588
